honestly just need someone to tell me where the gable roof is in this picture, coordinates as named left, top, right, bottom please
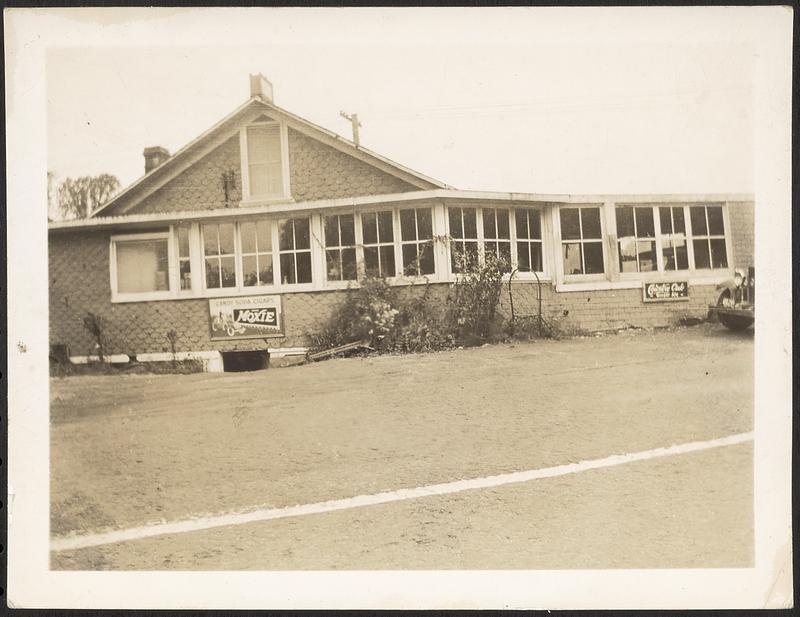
left=92, top=95, right=453, bottom=217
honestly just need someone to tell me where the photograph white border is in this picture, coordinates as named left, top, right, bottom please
left=5, top=6, right=793, bottom=609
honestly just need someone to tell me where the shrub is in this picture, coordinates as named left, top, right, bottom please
left=310, top=277, right=399, bottom=351
left=445, top=251, right=509, bottom=344
left=82, top=312, right=108, bottom=362
left=311, top=253, right=511, bottom=355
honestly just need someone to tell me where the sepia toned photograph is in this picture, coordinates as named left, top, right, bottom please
left=6, top=6, right=793, bottom=610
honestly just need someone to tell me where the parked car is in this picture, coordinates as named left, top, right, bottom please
left=707, top=266, right=755, bottom=331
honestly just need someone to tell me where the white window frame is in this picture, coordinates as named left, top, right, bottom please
left=555, top=205, right=607, bottom=283
left=446, top=205, right=481, bottom=274
left=555, top=201, right=735, bottom=292
left=109, top=231, right=174, bottom=303
left=276, top=215, right=315, bottom=289
left=239, top=119, right=291, bottom=205
left=512, top=207, right=546, bottom=277
left=686, top=204, right=731, bottom=272
left=359, top=208, right=398, bottom=280
left=444, top=205, right=547, bottom=280
left=238, top=219, right=276, bottom=289
left=397, top=206, right=438, bottom=279
left=614, top=205, right=660, bottom=277
left=322, top=211, right=359, bottom=284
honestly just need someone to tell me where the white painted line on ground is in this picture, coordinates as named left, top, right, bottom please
left=51, top=431, right=753, bottom=553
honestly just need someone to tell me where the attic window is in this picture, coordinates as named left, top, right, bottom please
left=242, top=123, right=288, bottom=202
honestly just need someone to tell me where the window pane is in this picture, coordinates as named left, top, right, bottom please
left=342, top=247, right=357, bottom=280
left=583, top=242, right=604, bottom=274
left=203, top=225, right=219, bottom=256
left=581, top=208, right=602, bottom=239
left=673, top=208, right=686, bottom=234
left=296, top=252, right=312, bottom=283
left=675, top=240, right=689, bottom=270
left=498, top=241, right=511, bottom=265
left=364, top=246, right=379, bottom=275
left=450, top=244, right=464, bottom=273
left=400, top=209, right=417, bottom=241
left=616, top=206, right=635, bottom=238
left=248, top=163, right=269, bottom=197
left=530, top=242, right=543, bottom=271
left=707, top=206, right=725, bottom=235
left=690, top=207, right=708, bottom=235
left=419, top=241, right=435, bottom=274
left=265, top=161, right=283, bottom=196
left=362, top=213, right=378, bottom=245
left=562, top=242, right=582, bottom=275
left=619, top=237, right=638, bottom=272
left=243, top=255, right=259, bottom=286
left=482, top=210, right=496, bottom=239
left=380, top=245, right=395, bottom=277
left=247, top=126, right=280, bottom=163
left=659, top=207, right=673, bottom=235
left=259, top=255, right=274, bottom=285
left=178, top=226, right=190, bottom=258
left=517, top=242, right=531, bottom=271
left=256, top=220, right=272, bottom=252
left=280, top=253, right=296, bottom=284
left=693, top=239, right=711, bottom=269
left=116, top=239, right=169, bottom=293
left=326, top=249, right=342, bottom=280
left=179, top=259, right=191, bottom=290
left=240, top=222, right=257, bottom=254
left=378, top=211, right=393, bottom=243
left=218, top=223, right=235, bottom=255
left=528, top=210, right=541, bottom=239
left=710, top=238, right=728, bottom=268
left=662, top=239, right=676, bottom=271
left=220, top=256, right=236, bottom=287
left=278, top=219, right=294, bottom=251
left=635, top=207, right=655, bottom=238
left=461, top=208, right=476, bottom=239
left=402, top=244, right=417, bottom=275
left=417, top=208, right=433, bottom=239
left=560, top=208, right=581, bottom=240
left=294, top=218, right=310, bottom=250
left=448, top=208, right=464, bottom=239
left=205, top=259, right=220, bottom=289
left=340, top=215, right=355, bottom=246
left=637, top=240, right=657, bottom=271
left=497, top=210, right=510, bottom=239
left=515, top=210, right=529, bottom=239
left=324, top=215, right=339, bottom=247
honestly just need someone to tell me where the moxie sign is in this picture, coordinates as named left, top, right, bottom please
left=209, top=295, right=283, bottom=340
left=642, top=281, right=689, bottom=303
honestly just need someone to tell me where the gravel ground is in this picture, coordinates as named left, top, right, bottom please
left=50, top=324, right=753, bottom=570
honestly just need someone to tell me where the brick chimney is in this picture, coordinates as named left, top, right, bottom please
left=249, top=73, right=274, bottom=103
left=143, top=146, right=170, bottom=174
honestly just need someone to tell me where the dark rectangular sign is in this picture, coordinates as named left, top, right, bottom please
left=642, top=281, right=689, bottom=302
left=209, top=295, right=283, bottom=340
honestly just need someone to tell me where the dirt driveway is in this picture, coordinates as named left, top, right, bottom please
left=50, top=324, right=753, bottom=570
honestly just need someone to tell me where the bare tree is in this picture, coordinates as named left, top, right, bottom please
left=57, top=174, right=120, bottom=219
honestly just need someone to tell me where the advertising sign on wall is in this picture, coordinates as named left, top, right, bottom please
left=642, top=281, right=690, bottom=303
left=209, top=295, right=283, bottom=340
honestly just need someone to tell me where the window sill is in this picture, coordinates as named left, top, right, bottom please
left=556, top=271, right=733, bottom=293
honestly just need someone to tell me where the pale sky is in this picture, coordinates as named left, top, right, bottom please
left=46, top=7, right=756, bottom=196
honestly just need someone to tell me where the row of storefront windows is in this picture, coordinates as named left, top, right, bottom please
left=110, top=203, right=730, bottom=299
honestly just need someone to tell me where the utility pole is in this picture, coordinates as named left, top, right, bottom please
left=339, top=111, right=362, bottom=147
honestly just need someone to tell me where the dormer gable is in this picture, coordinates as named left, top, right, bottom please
left=94, top=76, right=451, bottom=218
